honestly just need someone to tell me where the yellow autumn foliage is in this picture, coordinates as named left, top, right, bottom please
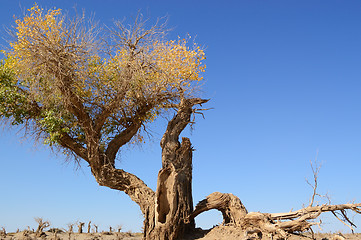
left=6, top=4, right=205, bottom=102
left=2, top=3, right=206, bottom=145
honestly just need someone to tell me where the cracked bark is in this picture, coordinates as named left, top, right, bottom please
left=144, top=98, right=208, bottom=240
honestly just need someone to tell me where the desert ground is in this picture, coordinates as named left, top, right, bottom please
left=1, top=225, right=360, bottom=240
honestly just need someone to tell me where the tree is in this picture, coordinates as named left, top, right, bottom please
left=77, top=222, right=84, bottom=234
left=2, top=4, right=361, bottom=240
left=34, top=217, right=50, bottom=237
left=0, top=4, right=205, bottom=240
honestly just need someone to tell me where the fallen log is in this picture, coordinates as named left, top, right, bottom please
left=187, top=192, right=361, bottom=239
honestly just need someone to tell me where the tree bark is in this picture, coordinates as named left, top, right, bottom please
left=92, top=164, right=156, bottom=218
left=145, top=98, right=208, bottom=240
left=146, top=137, right=195, bottom=240
left=186, top=192, right=248, bottom=226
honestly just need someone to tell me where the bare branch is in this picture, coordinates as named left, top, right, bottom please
left=306, top=152, right=322, bottom=207
left=331, top=211, right=355, bottom=232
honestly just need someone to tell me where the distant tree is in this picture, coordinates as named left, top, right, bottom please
left=93, top=224, right=98, bottom=233
left=66, top=223, right=73, bottom=233
left=0, top=4, right=205, bottom=240
left=0, top=227, right=6, bottom=237
left=77, top=222, right=84, bottom=234
left=87, top=221, right=91, bottom=234
left=34, top=217, right=50, bottom=237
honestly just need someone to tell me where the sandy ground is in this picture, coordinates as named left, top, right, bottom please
left=184, top=225, right=361, bottom=239
left=1, top=227, right=360, bottom=240
left=1, top=231, right=143, bottom=240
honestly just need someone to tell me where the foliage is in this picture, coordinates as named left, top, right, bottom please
left=0, top=62, right=29, bottom=125
left=0, top=3, right=206, bottom=158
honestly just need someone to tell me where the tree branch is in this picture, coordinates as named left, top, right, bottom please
left=270, top=203, right=361, bottom=220
left=93, top=91, right=127, bottom=133
left=104, top=102, right=154, bottom=164
left=58, top=132, right=89, bottom=162
left=105, top=121, right=142, bottom=164
left=93, top=164, right=155, bottom=216
left=58, top=76, right=93, bottom=133
left=160, top=98, right=208, bottom=167
left=185, top=192, right=247, bottom=225
left=161, top=98, right=208, bottom=147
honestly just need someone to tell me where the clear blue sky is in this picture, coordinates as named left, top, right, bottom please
left=1, top=0, right=361, bottom=233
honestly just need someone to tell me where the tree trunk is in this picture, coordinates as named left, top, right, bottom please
left=145, top=137, right=195, bottom=240
left=144, top=98, right=208, bottom=240
left=90, top=98, right=208, bottom=240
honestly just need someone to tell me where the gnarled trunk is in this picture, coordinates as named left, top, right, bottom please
left=90, top=98, right=208, bottom=240
left=145, top=137, right=195, bottom=240
left=144, top=98, right=208, bottom=239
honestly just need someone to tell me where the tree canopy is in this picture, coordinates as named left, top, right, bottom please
left=0, top=4, right=206, bottom=163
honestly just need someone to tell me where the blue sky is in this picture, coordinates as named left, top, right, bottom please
left=1, top=0, right=361, bottom=233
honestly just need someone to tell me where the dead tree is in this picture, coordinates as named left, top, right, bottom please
left=87, top=221, right=91, bottom=233
left=93, top=224, right=98, bottom=233
left=66, top=223, right=73, bottom=240
left=187, top=162, right=361, bottom=239
left=77, top=222, right=84, bottom=233
left=34, top=217, right=50, bottom=237
left=187, top=192, right=361, bottom=239
left=0, top=227, right=6, bottom=237
left=67, top=223, right=73, bottom=233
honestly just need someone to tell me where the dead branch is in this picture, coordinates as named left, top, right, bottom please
left=307, top=157, right=321, bottom=207
left=270, top=203, right=361, bottom=220
left=185, top=192, right=248, bottom=225
left=331, top=209, right=357, bottom=232
left=187, top=157, right=361, bottom=238
left=306, top=154, right=332, bottom=207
